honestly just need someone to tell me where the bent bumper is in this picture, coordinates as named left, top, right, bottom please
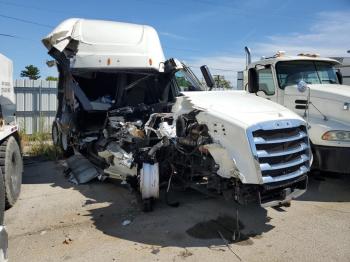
left=313, top=145, right=350, bottom=174
left=0, top=226, right=8, bottom=261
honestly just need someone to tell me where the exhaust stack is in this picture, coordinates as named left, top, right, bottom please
left=244, top=46, right=251, bottom=69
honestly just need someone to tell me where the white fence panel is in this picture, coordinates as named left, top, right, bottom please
left=14, top=80, right=58, bottom=134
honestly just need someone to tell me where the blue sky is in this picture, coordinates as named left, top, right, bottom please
left=0, top=0, right=349, bottom=85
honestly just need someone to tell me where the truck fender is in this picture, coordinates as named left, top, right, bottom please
left=202, top=144, right=245, bottom=182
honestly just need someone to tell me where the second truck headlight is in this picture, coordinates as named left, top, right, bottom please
left=322, top=130, right=350, bottom=142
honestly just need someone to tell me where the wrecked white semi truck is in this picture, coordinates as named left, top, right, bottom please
left=42, top=19, right=311, bottom=210
left=241, top=48, right=350, bottom=174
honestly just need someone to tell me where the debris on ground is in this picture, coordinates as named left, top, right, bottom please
left=122, top=220, right=131, bottom=226
left=218, top=231, right=242, bottom=261
left=66, top=154, right=100, bottom=184
left=151, top=247, right=160, bottom=255
left=62, top=236, right=73, bottom=245
left=178, top=248, right=193, bottom=259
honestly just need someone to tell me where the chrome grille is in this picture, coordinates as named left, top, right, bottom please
left=248, top=121, right=311, bottom=184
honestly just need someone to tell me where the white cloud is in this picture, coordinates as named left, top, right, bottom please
left=187, top=11, right=350, bottom=88
left=159, top=31, right=187, bottom=40
left=255, top=11, right=350, bottom=57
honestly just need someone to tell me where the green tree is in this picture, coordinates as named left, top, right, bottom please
left=213, top=75, right=232, bottom=89
left=45, top=76, right=58, bottom=81
left=20, top=65, right=41, bottom=80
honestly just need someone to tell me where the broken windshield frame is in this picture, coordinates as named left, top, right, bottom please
left=276, top=60, right=339, bottom=89
left=174, top=63, right=205, bottom=92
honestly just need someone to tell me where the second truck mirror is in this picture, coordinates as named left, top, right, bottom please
left=336, top=70, right=343, bottom=85
left=200, top=65, right=215, bottom=90
left=248, top=68, right=259, bottom=93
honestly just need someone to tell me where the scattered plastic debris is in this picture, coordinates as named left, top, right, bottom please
left=63, top=236, right=73, bottom=245
left=122, top=220, right=131, bottom=226
left=66, top=154, right=99, bottom=184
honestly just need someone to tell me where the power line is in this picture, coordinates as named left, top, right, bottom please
left=0, top=33, right=16, bottom=38
left=0, top=32, right=38, bottom=42
left=0, top=13, right=54, bottom=28
left=189, top=65, right=236, bottom=72
left=0, top=1, right=70, bottom=14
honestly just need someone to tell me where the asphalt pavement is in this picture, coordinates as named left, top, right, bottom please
left=5, top=159, right=350, bottom=262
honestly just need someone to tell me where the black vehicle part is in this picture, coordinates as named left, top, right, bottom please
left=200, top=65, right=215, bottom=90
left=164, top=163, right=180, bottom=207
left=0, top=136, right=23, bottom=208
left=0, top=168, right=5, bottom=224
left=52, top=121, right=59, bottom=146
left=142, top=198, right=153, bottom=212
left=312, top=144, right=350, bottom=174
left=248, top=68, right=259, bottom=93
left=59, top=132, right=74, bottom=158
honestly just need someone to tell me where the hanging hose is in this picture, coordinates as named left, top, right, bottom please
left=165, top=162, right=179, bottom=207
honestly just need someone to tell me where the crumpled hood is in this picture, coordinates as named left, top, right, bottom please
left=309, top=84, right=350, bottom=103
left=180, top=91, right=303, bottom=127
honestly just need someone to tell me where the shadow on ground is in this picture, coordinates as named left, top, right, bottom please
left=23, top=157, right=274, bottom=247
left=297, top=171, right=350, bottom=202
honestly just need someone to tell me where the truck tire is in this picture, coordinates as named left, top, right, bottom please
left=0, top=136, right=23, bottom=209
left=52, top=121, right=59, bottom=146
left=60, top=132, right=74, bottom=157
left=0, top=169, right=5, bottom=224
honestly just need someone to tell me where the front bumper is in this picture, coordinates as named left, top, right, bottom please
left=259, top=175, right=308, bottom=207
left=313, top=145, right=350, bottom=174
left=0, top=226, right=8, bottom=261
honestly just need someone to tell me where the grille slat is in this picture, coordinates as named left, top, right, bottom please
left=257, top=142, right=308, bottom=158
left=260, top=154, right=309, bottom=171
left=251, top=125, right=310, bottom=180
left=253, top=131, right=307, bottom=144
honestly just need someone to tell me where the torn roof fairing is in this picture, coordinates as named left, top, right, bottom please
left=42, top=18, right=165, bottom=71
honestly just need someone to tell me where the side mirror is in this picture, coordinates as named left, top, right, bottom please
left=200, top=65, right=215, bottom=90
left=248, top=68, right=259, bottom=93
left=336, top=70, right=343, bottom=84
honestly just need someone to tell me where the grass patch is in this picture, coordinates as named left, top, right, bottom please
left=19, top=130, right=63, bottom=160
left=29, top=142, right=63, bottom=160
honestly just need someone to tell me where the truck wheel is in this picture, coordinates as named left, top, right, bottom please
left=0, top=169, right=5, bottom=224
left=0, top=136, right=23, bottom=209
left=60, top=132, right=73, bottom=157
left=52, top=122, right=59, bottom=146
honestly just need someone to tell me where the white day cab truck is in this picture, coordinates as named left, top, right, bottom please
left=241, top=48, right=350, bottom=174
left=0, top=53, right=24, bottom=261
left=43, top=18, right=311, bottom=211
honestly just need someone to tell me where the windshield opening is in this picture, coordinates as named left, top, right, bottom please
left=276, top=60, right=339, bottom=89
left=174, top=64, right=204, bottom=92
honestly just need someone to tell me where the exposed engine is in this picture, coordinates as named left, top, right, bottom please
left=76, top=102, right=231, bottom=210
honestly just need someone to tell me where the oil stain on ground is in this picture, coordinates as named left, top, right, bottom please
left=186, top=215, right=257, bottom=245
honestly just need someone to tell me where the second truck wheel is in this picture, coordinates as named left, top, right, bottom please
left=0, top=136, right=23, bottom=209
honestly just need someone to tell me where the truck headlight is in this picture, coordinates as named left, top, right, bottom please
left=322, top=130, right=350, bottom=142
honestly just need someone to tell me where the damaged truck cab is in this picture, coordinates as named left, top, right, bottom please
left=43, top=18, right=311, bottom=210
